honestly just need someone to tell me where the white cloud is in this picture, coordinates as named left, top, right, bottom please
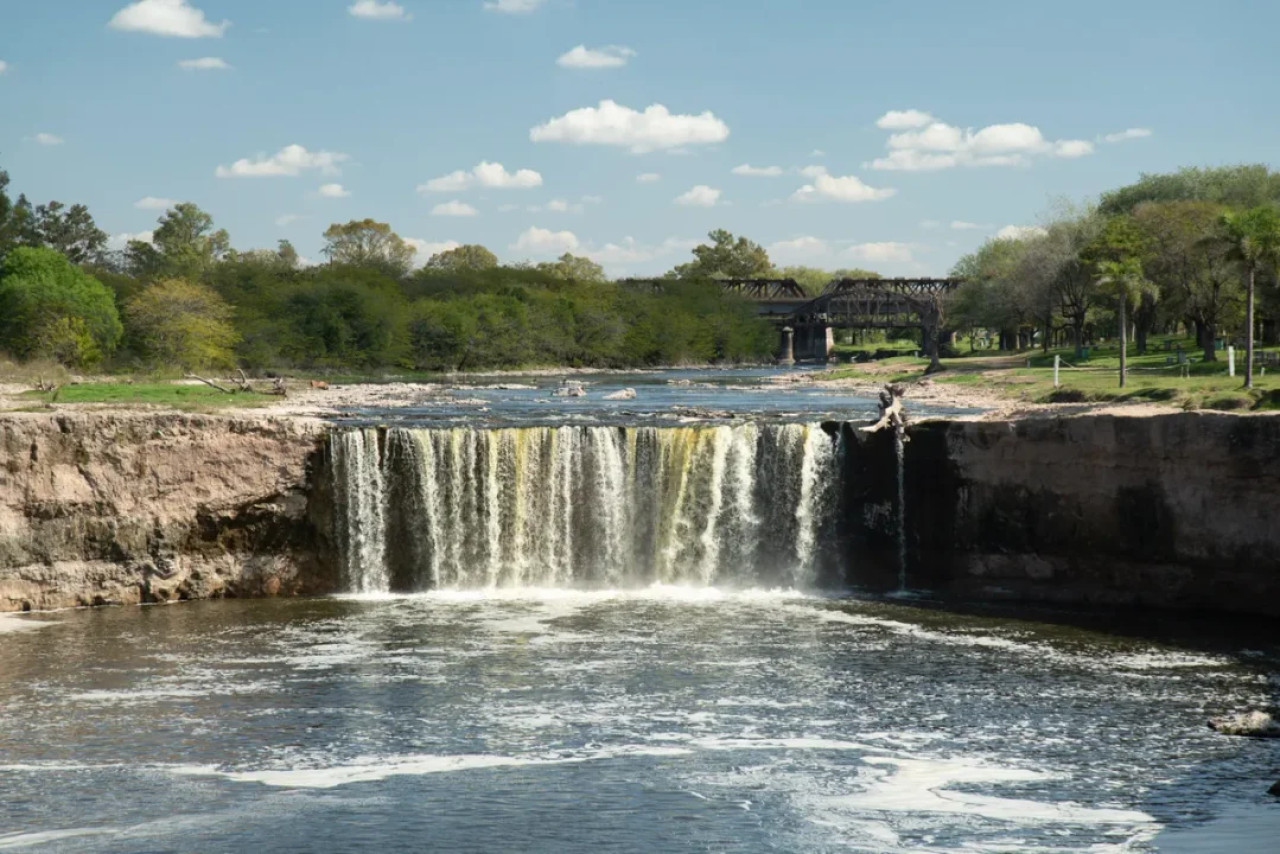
left=674, top=185, right=721, bottom=207
left=404, top=238, right=461, bottom=265
left=557, top=45, right=636, bottom=69
left=798, top=164, right=828, bottom=178
left=484, top=0, right=545, bottom=12
left=419, top=161, right=542, bottom=192
left=876, top=109, right=934, bottom=130
left=512, top=226, right=579, bottom=255
left=216, top=144, right=347, bottom=178
left=349, top=0, right=411, bottom=20
left=950, top=220, right=985, bottom=230
left=536, top=198, right=582, bottom=214
left=768, top=235, right=831, bottom=261
left=33, top=132, right=64, bottom=146
left=108, top=230, right=155, bottom=250
left=868, top=112, right=1095, bottom=171
left=0, top=60, right=8, bottom=74
left=431, top=200, right=479, bottom=217
left=846, top=242, right=914, bottom=263
left=276, top=214, right=301, bottom=227
left=134, top=196, right=176, bottom=210
left=530, top=100, right=729, bottom=154
left=584, top=236, right=696, bottom=268
left=732, top=163, right=783, bottom=177
left=109, top=0, right=229, bottom=38
left=318, top=183, right=351, bottom=198
left=1102, top=128, right=1153, bottom=143
left=791, top=173, right=895, bottom=203
left=178, top=56, right=230, bottom=70
left=636, top=172, right=661, bottom=183
left=996, top=224, right=1048, bottom=241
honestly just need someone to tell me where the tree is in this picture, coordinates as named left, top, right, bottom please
left=322, top=219, right=414, bottom=277
left=125, top=279, right=238, bottom=370
left=1100, top=165, right=1280, bottom=216
left=951, top=238, right=1036, bottom=350
left=1134, top=201, right=1239, bottom=362
left=1095, top=257, right=1153, bottom=388
left=674, top=229, right=772, bottom=279
left=0, top=247, right=122, bottom=366
left=537, top=253, right=606, bottom=283
left=1214, top=206, right=1280, bottom=388
left=424, top=244, right=499, bottom=272
left=31, top=201, right=108, bottom=265
left=0, top=170, right=35, bottom=260
left=129, top=202, right=230, bottom=281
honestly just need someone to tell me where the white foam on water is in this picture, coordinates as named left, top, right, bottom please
left=830, top=757, right=1156, bottom=825
left=338, top=584, right=817, bottom=605
left=67, top=680, right=276, bottom=705
left=172, top=744, right=695, bottom=789
left=0, top=829, right=114, bottom=849
left=0, top=614, right=58, bottom=634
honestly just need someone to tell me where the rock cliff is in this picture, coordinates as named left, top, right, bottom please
left=0, top=413, right=333, bottom=611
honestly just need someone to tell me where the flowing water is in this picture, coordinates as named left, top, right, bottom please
left=0, top=594, right=1276, bottom=852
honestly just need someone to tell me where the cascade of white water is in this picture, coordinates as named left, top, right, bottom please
left=329, top=423, right=841, bottom=593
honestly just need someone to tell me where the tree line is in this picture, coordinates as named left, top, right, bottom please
left=0, top=167, right=851, bottom=373
left=949, top=164, right=1280, bottom=387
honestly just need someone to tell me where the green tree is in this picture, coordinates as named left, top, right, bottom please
left=0, top=170, right=35, bottom=260
left=322, top=219, right=414, bottom=277
left=31, top=201, right=108, bottom=265
left=129, top=202, right=230, bottom=281
left=537, top=253, right=607, bottom=283
left=125, top=279, right=239, bottom=370
left=1100, top=165, right=1280, bottom=215
left=0, top=247, right=122, bottom=366
left=674, top=229, right=772, bottom=279
left=1214, top=206, right=1280, bottom=388
left=424, top=243, right=499, bottom=272
left=1095, top=257, right=1154, bottom=388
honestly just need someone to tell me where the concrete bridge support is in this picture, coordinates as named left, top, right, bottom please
left=778, top=326, right=795, bottom=365
left=793, top=323, right=834, bottom=362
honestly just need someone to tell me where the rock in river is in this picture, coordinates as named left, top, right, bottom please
left=1207, top=711, right=1280, bottom=738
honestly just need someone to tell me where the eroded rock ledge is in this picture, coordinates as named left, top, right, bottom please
left=0, top=413, right=333, bottom=611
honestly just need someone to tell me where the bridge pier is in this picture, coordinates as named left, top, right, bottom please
left=793, top=323, right=834, bottom=362
left=778, top=326, right=795, bottom=365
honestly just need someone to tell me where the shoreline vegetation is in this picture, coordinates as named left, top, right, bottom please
left=1, top=165, right=1279, bottom=418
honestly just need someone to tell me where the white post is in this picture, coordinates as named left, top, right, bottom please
left=1228, top=346, right=1235, bottom=377
left=1054, top=354, right=1060, bottom=388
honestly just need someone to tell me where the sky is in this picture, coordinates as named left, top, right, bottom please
left=2, top=0, right=1278, bottom=277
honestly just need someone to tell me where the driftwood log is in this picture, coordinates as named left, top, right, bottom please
left=860, top=383, right=909, bottom=441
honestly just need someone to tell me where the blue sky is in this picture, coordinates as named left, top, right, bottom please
left=2, top=0, right=1277, bottom=276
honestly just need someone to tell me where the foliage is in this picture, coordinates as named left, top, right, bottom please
left=1099, top=165, right=1280, bottom=215
left=0, top=247, right=122, bottom=366
left=125, top=279, right=239, bottom=370
left=537, top=253, right=607, bottom=283
left=674, top=229, right=772, bottom=279
left=30, top=201, right=108, bottom=264
left=424, top=244, right=499, bottom=272
left=322, top=219, right=415, bottom=277
left=128, top=202, right=231, bottom=281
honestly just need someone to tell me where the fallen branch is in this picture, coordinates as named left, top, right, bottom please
left=860, top=383, right=909, bottom=441
left=184, top=373, right=236, bottom=394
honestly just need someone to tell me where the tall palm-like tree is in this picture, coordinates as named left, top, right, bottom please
left=1217, top=207, right=1280, bottom=388
left=1096, top=257, right=1156, bottom=388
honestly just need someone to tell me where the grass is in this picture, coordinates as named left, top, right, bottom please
left=16, top=382, right=274, bottom=412
left=827, top=337, right=1280, bottom=411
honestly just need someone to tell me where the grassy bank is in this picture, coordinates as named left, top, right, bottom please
left=15, top=382, right=276, bottom=412
left=827, top=338, right=1280, bottom=412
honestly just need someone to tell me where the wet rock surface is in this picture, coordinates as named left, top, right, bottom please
left=1208, top=711, right=1280, bottom=738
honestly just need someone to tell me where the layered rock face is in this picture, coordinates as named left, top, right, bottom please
left=0, top=414, right=333, bottom=611
left=884, top=413, right=1280, bottom=616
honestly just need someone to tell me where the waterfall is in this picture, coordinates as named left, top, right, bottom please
left=893, top=430, right=907, bottom=591
left=330, top=424, right=840, bottom=593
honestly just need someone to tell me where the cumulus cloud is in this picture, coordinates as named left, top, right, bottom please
left=512, top=226, right=579, bottom=255
left=557, top=45, right=636, bottom=69
left=431, top=200, right=479, bottom=217
left=528, top=198, right=583, bottom=214
left=585, top=236, right=696, bottom=268
left=419, top=161, right=542, bottom=192
left=996, top=224, right=1048, bottom=241
left=349, top=1, right=411, bottom=20
left=530, top=100, right=729, bottom=154
left=216, top=144, right=347, bottom=178
left=769, top=235, right=831, bottom=260
left=876, top=109, right=934, bottom=130
left=484, top=0, right=545, bottom=12
left=1102, top=128, right=1153, bottom=143
left=135, top=196, right=177, bottom=210
left=318, top=183, right=350, bottom=198
left=109, top=0, right=229, bottom=38
left=950, top=220, right=985, bottom=230
left=33, top=133, right=64, bottom=146
left=790, top=169, right=895, bottom=203
left=846, top=242, right=914, bottom=263
left=108, top=230, right=155, bottom=250
left=636, top=172, right=661, bottom=183
left=868, top=111, right=1095, bottom=171
left=732, top=164, right=783, bottom=177
left=178, top=56, right=230, bottom=70
left=404, top=238, right=462, bottom=265
left=0, top=60, right=8, bottom=74
left=674, top=185, right=721, bottom=207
